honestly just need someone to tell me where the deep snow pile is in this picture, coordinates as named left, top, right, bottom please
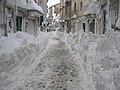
left=0, top=31, right=52, bottom=90
left=0, top=30, right=120, bottom=90
left=0, top=32, right=37, bottom=54
left=38, top=30, right=120, bottom=90
left=64, top=30, right=120, bottom=90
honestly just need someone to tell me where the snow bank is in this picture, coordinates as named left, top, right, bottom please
left=51, top=29, right=120, bottom=90
left=0, top=30, right=120, bottom=90
left=0, top=32, right=37, bottom=55
left=0, top=31, right=51, bottom=72
left=65, top=30, right=120, bottom=90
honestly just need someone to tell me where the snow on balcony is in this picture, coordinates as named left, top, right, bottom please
left=27, top=0, right=44, bottom=16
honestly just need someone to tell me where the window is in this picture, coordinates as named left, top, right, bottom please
left=83, top=23, right=85, bottom=31
left=40, top=16, right=43, bottom=25
left=90, top=19, right=95, bottom=34
left=80, top=2, right=83, bottom=11
left=74, top=2, right=76, bottom=12
left=109, top=0, right=119, bottom=28
left=16, top=16, right=22, bottom=31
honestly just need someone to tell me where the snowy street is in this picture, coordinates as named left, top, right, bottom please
left=0, top=30, right=120, bottom=90
left=1, top=0, right=120, bottom=89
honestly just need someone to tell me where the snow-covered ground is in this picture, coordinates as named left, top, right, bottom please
left=0, top=30, right=120, bottom=90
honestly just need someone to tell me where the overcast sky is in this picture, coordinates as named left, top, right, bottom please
left=47, top=0, right=60, bottom=7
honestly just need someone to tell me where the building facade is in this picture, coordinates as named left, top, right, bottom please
left=59, top=0, right=120, bottom=34
left=48, top=5, right=54, bottom=25
left=54, top=3, right=60, bottom=15
left=47, top=3, right=60, bottom=31
left=0, top=0, right=44, bottom=37
left=71, top=0, right=87, bottom=33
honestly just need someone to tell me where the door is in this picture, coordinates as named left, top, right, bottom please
left=16, top=16, right=22, bottom=31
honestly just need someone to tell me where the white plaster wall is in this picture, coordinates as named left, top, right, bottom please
left=22, top=17, right=26, bottom=32
left=26, top=20, right=35, bottom=36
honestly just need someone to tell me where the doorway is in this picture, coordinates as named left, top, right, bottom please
left=16, top=16, right=22, bottom=31
left=90, top=19, right=95, bottom=33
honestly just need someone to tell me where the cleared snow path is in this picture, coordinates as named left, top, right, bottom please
left=35, top=37, right=81, bottom=90
left=20, top=37, right=82, bottom=90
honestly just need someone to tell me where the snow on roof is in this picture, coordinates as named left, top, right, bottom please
left=27, top=0, right=44, bottom=15
left=16, top=0, right=44, bottom=16
left=116, top=17, right=120, bottom=29
left=84, top=2, right=97, bottom=15
left=16, top=0, right=28, bottom=9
